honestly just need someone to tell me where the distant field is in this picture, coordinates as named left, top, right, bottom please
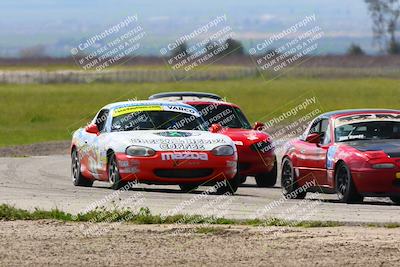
left=0, top=55, right=399, bottom=84
left=0, top=64, right=249, bottom=72
left=0, top=78, right=399, bottom=146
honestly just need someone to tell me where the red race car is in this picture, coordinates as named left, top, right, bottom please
left=149, top=92, right=277, bottom=187
left=281, top=109, right=400, bottom=204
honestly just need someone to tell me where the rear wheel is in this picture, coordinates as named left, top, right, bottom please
left=108, top=153, right=127, bottom=190
left=390, top=197, right=400, bottom=205
left=71, top=149, right=93, bottom=187
left=335, top=162, right=363, bottom=203
left=281, top=157, right=306, bottom=199
left=255, top=158, right=278, bottom=187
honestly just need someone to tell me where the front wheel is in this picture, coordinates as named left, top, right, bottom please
left=216, top=172, right=241, bottom=195
left=281, top=157, right=306, bottom=199
left=179, top=184, right=199, bottom=193
left=108, top=153, right=127, bottom=190
left=71, top=149, right=93, bottom=187
left=390, top=197, right=400, bottom=205
left=335, top=162, right=363, bottom=203
left=255, top=158, right=278, bottom=187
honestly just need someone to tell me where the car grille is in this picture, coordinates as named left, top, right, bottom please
left=154, top=168, right=213, bottom=178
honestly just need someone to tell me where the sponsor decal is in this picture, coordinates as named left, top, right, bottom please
left=119, top=167, right=140, bottom=174
left=130, top=136, right=228, bottom=150
left=161, top=152, right=208, bottom=161
left=338, top=134, right=365, bottom=142
left=112, top=103, right=200, bottom=117
left=164, top=105, right=198, bottom=115
left=130, top=138, right=226, bottom=145
left=326, top=146, right=338, bottom=169
left=245, top=133, right=259, bottom=141
left=160, top=143, right=206, bottom=150
left=155, top=131, right=192, bottom=137
left=113, top=105, right=162, bottom=117
left=336, top=113, right=400, bottom=127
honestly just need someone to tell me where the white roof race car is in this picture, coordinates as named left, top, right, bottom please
left=71, top=100, right=239, bottom=194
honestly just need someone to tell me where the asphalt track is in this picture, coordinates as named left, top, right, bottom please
left=1, top=155, right=400, bottom=224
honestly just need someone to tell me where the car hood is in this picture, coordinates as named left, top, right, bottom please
left=219, top=128, right=269, bottom=145
left=344, top=139, right=400, bottom=158
left=107, top=130, right=234, bottom=152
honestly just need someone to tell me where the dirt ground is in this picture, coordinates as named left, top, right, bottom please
left=0, top=221, right=399, bottom=266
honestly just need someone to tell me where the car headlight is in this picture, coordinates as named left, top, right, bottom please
left=126, top=146, right=155, bottom=157
left=212, top=145, right=234, bottom=156
left=372, top=163, right=395, bottom=169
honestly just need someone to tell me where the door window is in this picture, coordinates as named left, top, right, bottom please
left=95, top=109, right=109, bottom=132
left=320, top=119, right=331, bottom=145
left=308, top=119, right=321, bottom=135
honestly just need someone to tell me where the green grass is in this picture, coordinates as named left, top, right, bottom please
left=0, top=204, right=343, bottom=227
left=0, top=78, right=399, bottom=146
left=243, top=218, right=343, bottom=227
left=2, top=204, right=399, bottom=228
left=3, top=204, right=400, bottom=228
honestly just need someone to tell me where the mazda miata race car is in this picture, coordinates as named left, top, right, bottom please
left=149, top=92, right=277, bottom=187
left=71, top=100, right=239, bottom=194
left=281, top=109, right=400, bottom=204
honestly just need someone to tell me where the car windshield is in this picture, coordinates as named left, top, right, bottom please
left=111, top=111, right=205, bottom=131
left=191, top=104, right=252, bottom=129
left=335, top=121, right=400, bottom=142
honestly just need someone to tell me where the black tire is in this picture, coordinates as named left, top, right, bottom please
left=71, top=149, right=93, bottom=187
left=240, top=176, right=247, bottom=184
left=108, top=153, right=127, bottom=190
left=335, top=162, right=363, bottom=203
left=390, top=197, right=400, bottom=205
left=281, top=157, right=306, bottom=199
left=216, top=172, right=241, bottom=195
left=179, top=184, right=199, bottom=193
left=255, top=158, right=278, bottom=187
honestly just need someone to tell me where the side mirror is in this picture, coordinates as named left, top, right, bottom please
left=85, top=124, right=100, bottom=135
left=253, top=121, right=265, bottom=131
left=306, top=133, right=320, bottom=144
left=209, top=123, right=223, bottom=133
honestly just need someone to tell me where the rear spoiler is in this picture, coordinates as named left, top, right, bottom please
left=149, top=92, right=222, bottom=101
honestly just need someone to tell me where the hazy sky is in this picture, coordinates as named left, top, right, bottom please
left=0, top=0, right=374, bottom=55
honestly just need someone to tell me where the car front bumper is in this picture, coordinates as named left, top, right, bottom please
left=115, top=152, right=237, bottom=185
left=236, top=148, right=275, bottom=176
left=352, top=169, right=400, bottom=196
